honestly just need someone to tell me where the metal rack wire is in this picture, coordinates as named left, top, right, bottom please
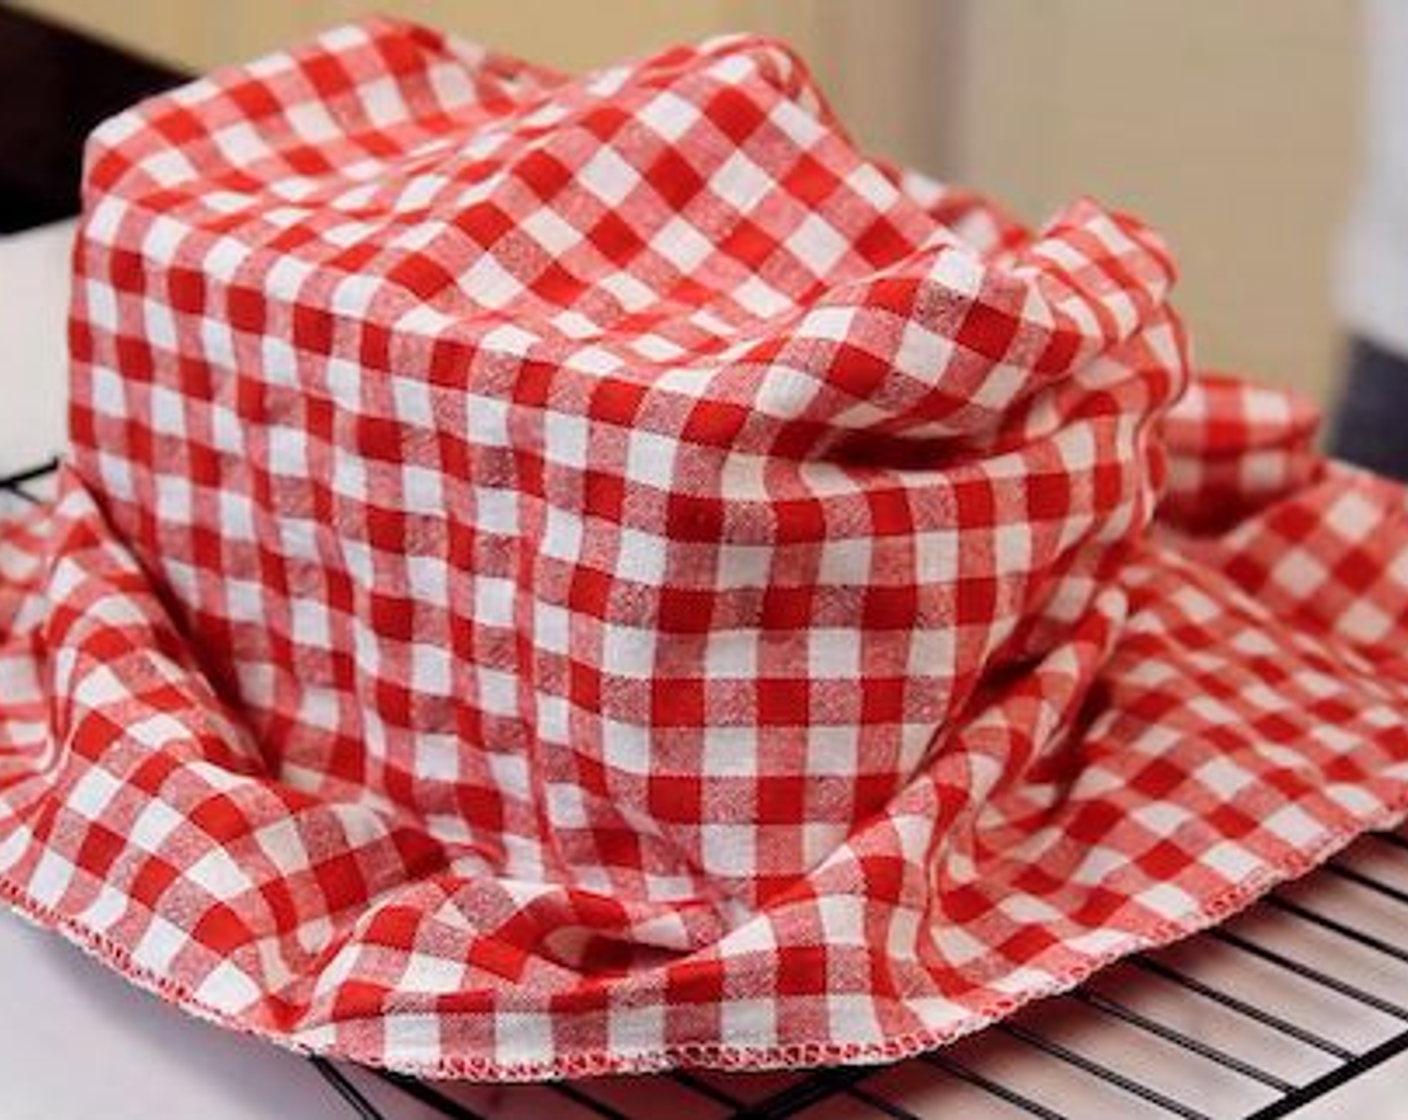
left=7, top=457, right=1408, bottom=1119
left=305, top=831, right=1408, bottom=1119
left=0, top=458, right=59, bottom=504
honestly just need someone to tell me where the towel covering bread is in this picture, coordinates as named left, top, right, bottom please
left=1, top=18, right=1407, bottom=1079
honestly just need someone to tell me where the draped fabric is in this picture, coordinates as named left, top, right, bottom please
left=2, top=19, right=1407, bottom=1078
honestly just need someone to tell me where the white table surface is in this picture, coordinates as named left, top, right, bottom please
left=3, top=221, right=1408, bottom=1119
left=0, top=220, right=71, bottom=476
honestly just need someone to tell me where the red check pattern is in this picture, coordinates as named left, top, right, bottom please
left=3, top=17, right=1408, bottom=1079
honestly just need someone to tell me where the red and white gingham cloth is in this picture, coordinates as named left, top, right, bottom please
left=3, top=18, right=1408, bottom=1080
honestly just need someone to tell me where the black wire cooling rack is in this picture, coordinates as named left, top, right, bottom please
left=298, top=829, right=1408, bottom=1120
left=0, top=459, right=60, bottom=504
left=296, top=841, right=1408, bottom=1120
left=7, top=457, right=1408, bottom=1120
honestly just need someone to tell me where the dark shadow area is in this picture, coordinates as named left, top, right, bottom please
left=0, top=3, right=186, bottom=232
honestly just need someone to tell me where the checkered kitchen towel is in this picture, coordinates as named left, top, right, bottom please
left=3, top=18, right=1408, bottom=1080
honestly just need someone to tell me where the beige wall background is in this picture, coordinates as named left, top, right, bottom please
left=951, top=1, right=1358, bottom=409
left=16, top=0, right=1360, bottom=405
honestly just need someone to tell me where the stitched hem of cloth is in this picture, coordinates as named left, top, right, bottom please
left=3, top=799, right=1404, bottom=1082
